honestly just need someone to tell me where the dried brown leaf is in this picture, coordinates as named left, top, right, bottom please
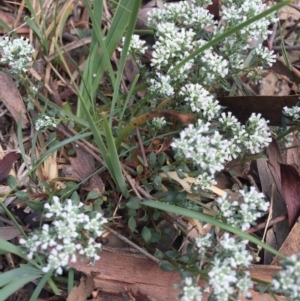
left=0, top=72, right=29, bottom=128
left=280, top=163, right=300, bottom=228
left=0, top=226, right=20, bottom=241
left=67, top=276, right=94, bottom=301
left=0, top=152, right=20, bottom=183
left=68, top=146, right=105, bottom=193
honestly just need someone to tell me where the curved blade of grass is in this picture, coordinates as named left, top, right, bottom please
left=142, top=200, right=284, bottom=258
left=102, top=115, right=129, bottom=198
left=0, top=274, right=41, bottom=301
left=54, top=40, right=128, bottom=197
left=0, top=239, right=30, bottom=261
left=29, top=270, right=54, bottom=301
left=80, top=0, right=137, bottom=109
left=109, top=0, right=142, bottom=126
left=0, top=266, right=42, bottom=288
left=169, top=0, right=291, bottom=75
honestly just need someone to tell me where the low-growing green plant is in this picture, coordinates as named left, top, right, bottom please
left=0, top=0, right=299, bottom=300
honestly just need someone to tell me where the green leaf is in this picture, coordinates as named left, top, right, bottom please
left=128, top=216, right=136, bottom=233
left=164, top=250, right=180, bottom=258
left=159, top=260, right=176, bottom=272
left=26, top=200, right=44, bottom=211
left=7, top=175, right=17, bottom=189
left=141, top=226, right=151, bottom=243
left=148, top=152, right=156, bottom=166
left=71, top=191, right=80, bottom=204
left=15, top=191, right=29, bottom=201
left=126, top=197, right=142, bottom=210
left=154, top=249, right=164, bottom=260
left=150, top=232, right=161, bottom=243
left=86, top=191, right=102, bottom=201
left=153, top=175, right=162, bottom=190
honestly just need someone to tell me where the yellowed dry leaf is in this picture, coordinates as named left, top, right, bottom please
left=160, top=171, right=226, bottom=196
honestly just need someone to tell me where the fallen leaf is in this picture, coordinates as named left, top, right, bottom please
left=280, top=163, right=300, bottom=228
left=259, top=71, right=291, bottom=96
left=67, top=276, right=94, bottom=301
left=68, top=145, right=105, bottom=193
left=0, top=72, right=29, bottom=128
left=0, top=152, right=21, bottom=183
left=272, top=216, right=300, bottom=265
left=0, top=226, right=20, bottom=241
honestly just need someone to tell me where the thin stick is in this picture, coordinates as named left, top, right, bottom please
left=103, top=225, right=160, bottom=264
left=136, top=127, right=148, bottom=167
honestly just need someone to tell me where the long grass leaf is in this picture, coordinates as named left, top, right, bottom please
left=109, top=0, right=142, bottom=125
left=29, top=270, right=54, bottom=301
left=142, top=200, right=285, bottom=258
left=102, top=115, right=128, bottom=197
left=0, top=274, right=41, bottom=301
left=0, top=266, right=42, bottom=287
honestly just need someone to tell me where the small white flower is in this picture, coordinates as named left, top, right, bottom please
left=283, top=106, right=300, bottom=121
left=0, top=37, right=34, bottom=74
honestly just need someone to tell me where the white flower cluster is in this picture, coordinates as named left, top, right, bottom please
left=221, top=0, right=278, bottom=41
left=35, top=115, right=59, bottom=131
left=20, top=196, right=107, bottom=275
left=180, top=84, right=221, bottom=121
left=208, top=233, right=253, bottom=300
left=188, top=233, right=253, bottom=300
left=149, top=1, right=216, bottom=29
left=118, top=34, right=147, bottom=55
left=151, top=117, right=166, bottom=129
left=283, top=106, right=300, bottom=121
left=244, top=113, right=272, bottom=154
left=0, top=37, right=34, bottom=74
left=148, top=73, right=174, bottom=97
left=151, top=22, right=196, bottom=71
left=216, top=186, right=269, bottom=231
left=179, top=277, right=203, bottom=301
left=271, top=254, right=300, bottom=300
left=172, top=113, right=271, bottom=189
left=171, top=120, right=233, bottom=189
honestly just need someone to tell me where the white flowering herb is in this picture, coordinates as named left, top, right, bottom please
left=215, top=187, right=269, bottom=231
left=271, top=254, right=300, bottom=300
left=19, top=196, right=107, bottom=275
left=151, top=117, right=167, bottom=129
left=0, top=37, right=34, bottom=75
left=178, top=277, right=203, bottom=301
left=283, top=105, right=300, bottom=121
left=118, top=34, right=147, bottom=56
left=35, top=114, right=59, bottom=132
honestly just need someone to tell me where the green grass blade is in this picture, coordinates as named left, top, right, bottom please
left=102, top=115, right=129, bottom=197
left=0, top=266, right=42, bottom=287
left=142, top=200, right=285, bottom=258
left=109, top=0, right=142, bottom=126
left=29, top=270, right=54, bottom=301
left=0, top=274, right=41, bottom=301
left=0, top=239, right=30, bottom=261
left=169, top=0, right=291, bottom=75
left=81, top=0, right=136, bottom=105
